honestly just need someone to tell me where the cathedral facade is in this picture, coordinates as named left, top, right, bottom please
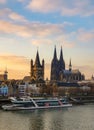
left=50, top=46, right=85, bottom=82
left=30, top=50, right=44, bottom=82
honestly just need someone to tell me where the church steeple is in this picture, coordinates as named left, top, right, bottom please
left=60, top=46, right=63, bottom=60
left=53, top=45, right=57, bottom=60
left=4, top=67, right=8, bottom=80
left=69, top=58, right=72, bottom=71
left=59, top=46, right=65, bottom=70
left=30, top=50, right=44, bottom=81
left=35, top=50, right=41, bottom=67
left=50, top=46, right=59, bottom=81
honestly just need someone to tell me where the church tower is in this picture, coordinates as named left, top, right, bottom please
left=30, top=50, right=44, bottom=82
left=69, top=59, right=72, bottom=71
left=50, top=46, right=59, bottom=81
left=58, top=46, right=65, bottom=71
left=4, top=68, right=8, bottom=80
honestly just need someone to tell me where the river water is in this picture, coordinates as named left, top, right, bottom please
left=0, top=104, right=94, bottom=130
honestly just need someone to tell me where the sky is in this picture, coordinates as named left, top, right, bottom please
left=0, top=0, right=94, bottom=80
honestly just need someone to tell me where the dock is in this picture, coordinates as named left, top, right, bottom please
left=69, top=96, right=94, bottom=104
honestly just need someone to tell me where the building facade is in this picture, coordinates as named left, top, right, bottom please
left=50, top=46, right=85, bottom=82
left=0, top=70, right=8, bottom=81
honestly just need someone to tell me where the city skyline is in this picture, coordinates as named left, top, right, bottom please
left=0, top=0, right=94, bottom=79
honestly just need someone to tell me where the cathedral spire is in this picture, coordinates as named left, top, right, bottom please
left=53, top=45, right=57, bottom=60
left=60, top=46, right=63, bottom=60
left=69, top=58, right=72, bottom=71
left=59, top=46, right=65, bottom=70
left=35, top=50, right=41, bottom=66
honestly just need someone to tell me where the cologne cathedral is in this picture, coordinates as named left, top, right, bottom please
left=50, top=46, right=85, bottom=82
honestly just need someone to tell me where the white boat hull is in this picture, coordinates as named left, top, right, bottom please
left=2, top=104, right=72, bottom=111
left=2, top=96, right=72, bottom=111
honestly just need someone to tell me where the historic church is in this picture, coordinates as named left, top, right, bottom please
left=50, top=46, right=85, bottom=82
left=30, top=50, right=44, bottom=83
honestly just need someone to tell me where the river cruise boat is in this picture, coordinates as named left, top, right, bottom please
left=2, top=97, right=72, bottom=111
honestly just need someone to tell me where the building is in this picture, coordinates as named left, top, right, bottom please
left=0, top=83, right=8, bottom=96
left=50, top=46, right=65, bottom=81
left=18, top=82, right=40, bottom=96
left=50, top=46, right=85, bottom=82
left=91, top=75, right=94, bottom=80
left=0, top=69, right=8, bottom=81
left=30, top=50, right=45, bottom=84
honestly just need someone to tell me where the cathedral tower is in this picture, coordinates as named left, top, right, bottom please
left=50, top=46, right=59, bottom=81
left=58, top=46, right=65, bottom=71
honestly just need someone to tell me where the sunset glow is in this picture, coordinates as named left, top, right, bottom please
left=0, top=0, right=94, bottom=79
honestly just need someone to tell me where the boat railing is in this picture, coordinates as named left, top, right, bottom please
left=58, top=100, right=63, bottom=105
left=31, top=98, right=38, bottom=107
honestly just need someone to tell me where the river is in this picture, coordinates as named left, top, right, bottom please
left=0, top=104, right=94, bottom=130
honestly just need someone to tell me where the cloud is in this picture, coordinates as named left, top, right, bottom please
left=0, top=8, right=27, bottom=23
left=17, top=0, right=28, bottom=3
left=63, top=41, right=75, bottom=48
left=0, top=0, right=6, bottom=4
left=77, top=29, right=94, bottom=42
left=0, top=8, right=11, bottom=16
left=27, top=0, right=94, bottom=16
left=31, top=39, right=53, bottom=45
left=9, top=12, right=28, bottom=23
left=1, top=14, right=93, bottom=48
left=56, top=35, right=75, bottom=48
left=0, top=18, right=76, bottom=48
left=0, top=20, right=31, bottom=37
left=17, top=0, right=25, bottom=2
left=0, top=20, right=70, bottom=38
left=29, top=31, right=75, bottom=47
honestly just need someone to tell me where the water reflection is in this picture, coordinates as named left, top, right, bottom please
left=0, top=105, right=94, bottom=130
left=28, top=109, right=67, bottom=130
